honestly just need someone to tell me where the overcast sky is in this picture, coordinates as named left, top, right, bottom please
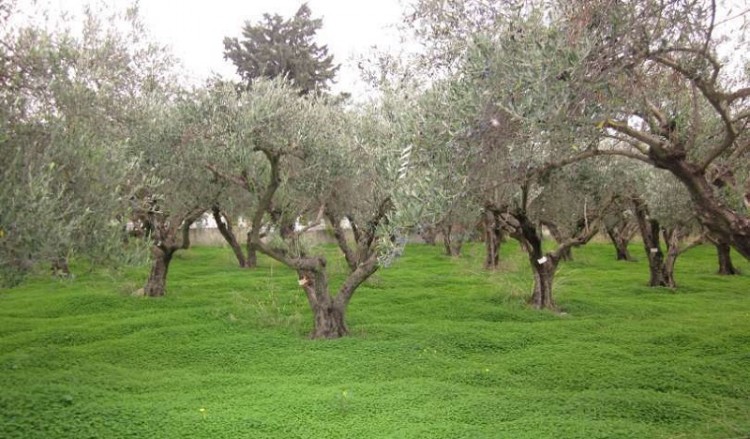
left=13, top=0, right=749, bottom=97
left=16, top=0, right=412, bottom=97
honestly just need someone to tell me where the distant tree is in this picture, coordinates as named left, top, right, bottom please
left=223, top=3, right=339, bottom=95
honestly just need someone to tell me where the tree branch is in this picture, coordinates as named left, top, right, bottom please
left=335, top=253, right=379, bottom=308
left=604, top=119, right=664, bottom=150
left=205, top=163, right=250, bottom=191
left=254, top=239, right=322, bottom=271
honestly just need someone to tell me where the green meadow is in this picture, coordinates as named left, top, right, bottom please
left=1, top=242, right=749, bottom=438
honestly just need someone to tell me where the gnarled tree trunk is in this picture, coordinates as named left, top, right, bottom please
left=529, top=255, right=560, bottom=309
left=143, top=207, right=205, bottom=297
left=605, top=221, right=636, bottom=261
left=297, top=266, right=349, bottom=339
left=51, top=257, right=71, bottom=278
left=633, top=198, right=674, bottom=287
left=496, top=198, right=603, bottom=311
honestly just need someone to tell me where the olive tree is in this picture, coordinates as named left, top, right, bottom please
left=127, top=87, right=247, bottom=297
left=556, top=0, right=750, bottom=259
left=406, top=1, right=636, bottom=309
left=0, top=3, right=171, bottom=286
left=632, top=167, right=705, bottom=288
left=408, top=0, right=750, bottom=261
left=203, top=78, right=427, bottom=338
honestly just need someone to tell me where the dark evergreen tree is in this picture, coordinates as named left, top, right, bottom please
left=223, top=3, right=338, bottom=95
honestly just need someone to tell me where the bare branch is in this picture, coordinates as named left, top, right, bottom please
left=254, top=239, right=321, bottom=271
left=727, top=87, right=750, bottom=103
left=335, top=253, right=379, bottom=308
left=604, top=119, right=664, bottom=150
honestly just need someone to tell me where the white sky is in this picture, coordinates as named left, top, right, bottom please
left=15, top=0, right=412, bottom=97
left=12, top=0, right=749, bottom=97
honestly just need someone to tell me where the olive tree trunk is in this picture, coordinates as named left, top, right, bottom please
left=144, top=247, right=174, bottom=297
left=212, top=207, right=249, bottom=268
left=441, top=223, right=464, bottom=257
left=483, top=208, right=503, bottom=270
left=715, top=242, right=739, bottom=275
left=529, top=253, right=560, bottom=309
left=633, top=197, right=675, bottom=287
left=605, top=221, right=637, bottom=261
left=497, top=208, right=600, bottom=311
left=143, top=207, right=205, bottom=297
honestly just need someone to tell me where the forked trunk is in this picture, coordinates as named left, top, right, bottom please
left=298, top=267, right=350, bottom=339
left=716, top=242, right=738, bottom=275
left=633, top=198, right=674, bottom=287
left=544, top=221, right=573, bottom=262
left=293, top=252, right=379, bottom=339
left=645, top=245, right=674, bottom=287
left=646, top=244, right=675, bottom=287
left=144, top=248, right=173, bottom=297
left=605, top=225, right=634, bottom=261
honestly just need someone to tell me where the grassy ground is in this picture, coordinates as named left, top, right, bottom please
left=1, top=241, right=749, bottom=438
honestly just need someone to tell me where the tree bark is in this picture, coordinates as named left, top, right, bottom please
left=296, top=266, right=349, bottom=339
left=483, top=209, right=503, bottom=269
left=142, top=207, right=205, bottom=297
left=442, top=223, right=464, bottom=256
left=496, top=197, right=603, bottom=311
left=605, top=223, right=636, bottom=261
left=311, top=301, right=348, bottom=339
left=245, top=230, right=258, bottom=268
left=529, top=255, right=559, bottom=309
left=716, top=242, right=739, bottom=275
left=661, top=228, right=680, bottom=288
left=632, top=197, right=674, bottom=287
left=327, top=213, right=358, bottom=272
left=212, top=207, right=248, bottom=268
left=497, top=209, right=558, bottom=310
left=144, top=247, right=173, bottom=297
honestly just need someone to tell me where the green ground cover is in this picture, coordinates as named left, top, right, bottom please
left=1, top=242, right=749, bottom=438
